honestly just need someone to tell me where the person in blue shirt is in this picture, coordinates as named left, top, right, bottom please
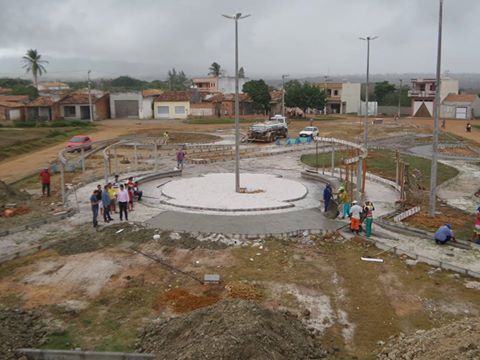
left=101, top=185, right=113, bottom=223
left=323, top=183, right=333, bottom=212
left=434, top=224, right=455, bottom=245
left=90, top=190, right=100, bottom=228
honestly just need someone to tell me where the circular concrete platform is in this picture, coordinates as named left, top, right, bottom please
left=161, top=173, right=307, bottom=211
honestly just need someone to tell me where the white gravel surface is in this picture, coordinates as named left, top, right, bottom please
left=161, top=173, right=308, bottom=211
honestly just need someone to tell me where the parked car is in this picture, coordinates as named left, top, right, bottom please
left=65, top=135, right=92, bottom=152
left=299, top=126, right=319, bottom=138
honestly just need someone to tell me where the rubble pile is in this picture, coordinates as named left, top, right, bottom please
left=0, top=180, right=30, bottom=207
left=137, top=299, right=326, bottom=359
left=377, top=317, right=480, bottom=360
left=0, top=308, right=47, bottom=360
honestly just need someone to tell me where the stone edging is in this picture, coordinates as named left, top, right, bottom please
left=356, top=232, right=480, bottom=279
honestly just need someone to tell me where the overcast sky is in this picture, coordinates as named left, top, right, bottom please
left=0, top=0, right=479, bottom=80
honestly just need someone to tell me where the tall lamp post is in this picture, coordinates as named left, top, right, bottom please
left=429, top=0, right=444, bottom=217
left=358, top=35, right=378, bottom=200
left=281, top=74, right=289, bottom=116
left=222, top=12, right=250, bottom=193
left=397, top=79, right=403, bottom=118
left=359, top=36, right=378, bottom=147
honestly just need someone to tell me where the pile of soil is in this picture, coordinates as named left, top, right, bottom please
left=137, top=299, right=326, bottom=359
left=155, top=288, right=219, bottom=314
left=377, top=317, right=480, bottom=360
left=0, top=308, right=47, bottom=360
left=0, top=181, right=30, bottom=207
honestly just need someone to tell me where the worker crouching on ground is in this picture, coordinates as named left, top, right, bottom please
left=349, top=200, right=363, bottom=235
left=434, top=224, right=455, bottom=245
left=363, top=201, right=375, bottom=238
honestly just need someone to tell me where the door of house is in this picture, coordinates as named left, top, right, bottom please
left=157, top=106, right=169, bottom=118
left=80, top=106, right=90, bottom=120
left=9, top=109, right=21, bottom=121
left=455, top=107, right=467, bottom=119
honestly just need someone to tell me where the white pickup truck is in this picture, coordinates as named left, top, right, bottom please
left=246, top=115, right=288, bottom=142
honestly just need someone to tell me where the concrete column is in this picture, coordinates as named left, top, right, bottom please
left=103, top=155, right=109, bottom=184
left=331, top=141, right=335, bottom=176
left=113, top=146, right=118, bottom=175
left=60, top=163, right=66, bottom=206
left=134, top=143, right=138, bottom=171
left=154, top=141, right=158, bottom=171
left=356, top=159, right=362, bottom=201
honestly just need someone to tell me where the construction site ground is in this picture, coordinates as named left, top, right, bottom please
left=1, top=116, right=480, bottom=359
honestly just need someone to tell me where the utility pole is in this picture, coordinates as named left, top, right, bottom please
left=87, top=70, right=94, bottom=122
left=397, top=79, right=403, bottom=118
left=429, top=0, right=444, bottom=217
left=281, top=74, right=289, bottom=116
left=359, top=36, right=378, bottom=148
left=223, top=12, right=251, bottom=193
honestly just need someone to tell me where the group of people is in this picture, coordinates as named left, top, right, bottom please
left=323, top=183, right=375, bottom=238
left=90, top=175, right=143, bottom=227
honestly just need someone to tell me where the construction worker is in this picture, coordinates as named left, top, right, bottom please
left=323, top=183, right=333, bottom=212
left=434, top=224, right=455, bottom=245
left=364, top=201, right=375, bottom=238
left=349, top=200, right=363, bottom=235
left=39, top=167, right=51, bottom=197
left=338, top=187, right=350, bottom=219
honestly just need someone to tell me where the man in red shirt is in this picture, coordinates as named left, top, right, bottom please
left=39, top=168, right=51, bottom=197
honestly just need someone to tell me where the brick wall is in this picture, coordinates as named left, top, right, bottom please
left=95, top=94, right=110, bottom=120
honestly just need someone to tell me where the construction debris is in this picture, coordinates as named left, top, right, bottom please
left=377, top=317, right=480, bottom=360
left=137, top=299, right=326, bottom=359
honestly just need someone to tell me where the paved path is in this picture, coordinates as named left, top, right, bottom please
left=146, top=208, right=342, bottom=235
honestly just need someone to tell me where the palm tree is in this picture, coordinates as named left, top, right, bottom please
left=22, top=49, right=48, bottom=88
left=208, top=62, right=222, bottom=77
left=238, top=67, right=245, bottom=78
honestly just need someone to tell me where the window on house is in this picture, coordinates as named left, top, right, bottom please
left=334, top=90, right=339, bottom=96
left=157, top=106, right=169, bottom=115
left=64, top=106, right=76, bottom=117
left=175, top=106, right=186, bottom=115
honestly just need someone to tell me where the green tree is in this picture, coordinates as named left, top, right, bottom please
left=374, top=81, right=396, bottom=105
left=242, top=79, right=271, bottom=114
left=12, top=85, right=38, bottom=100
left=110, top=75, right=148, bottom=89
left=22, top=49, right=48, bottom=88
left=167, top=68, right=189, bottom=90
left=285, top=80, right=327, bottom=115
left=238, top=67, right=245, bottom=78
left=208, top=62, right=222, bottom=76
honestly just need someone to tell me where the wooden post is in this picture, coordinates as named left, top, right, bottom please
left=154, top=140, right=158, bottom=171
left=395, top=150, right=400, bottom=185
left=81, top=147, right=86, bottom=182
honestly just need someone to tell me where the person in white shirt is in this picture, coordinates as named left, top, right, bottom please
left=117, top=184, right=129, bottom=221
left=349, top=200, right=363, bottom=235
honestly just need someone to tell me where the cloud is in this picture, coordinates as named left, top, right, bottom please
left=0, top=0, right=478, bottom=78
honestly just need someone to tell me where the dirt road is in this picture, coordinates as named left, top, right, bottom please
left=406, top=117, right=480, bottom=143
left=0, top=119, right=237, bottom=184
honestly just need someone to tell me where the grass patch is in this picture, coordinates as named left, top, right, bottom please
left=12, top=120, right=93, bottom=128
left=0, top=125, right=95, bottom=161
left=185, top=117, right=263, bottom=125
left=301, top=149, right=458, bottom=189
left=473, top=125, right=480, bottom=131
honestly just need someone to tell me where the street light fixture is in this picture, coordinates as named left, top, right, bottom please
left=281, top=74, right=289, bottom=116
left=222, top=13, right=250, bottom=193
left=429, top=0, right=444, bottom=217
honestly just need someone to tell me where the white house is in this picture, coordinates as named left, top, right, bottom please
left=109, top=89, right=163, bottom=119
left=441, top=94, right=480, bottom=119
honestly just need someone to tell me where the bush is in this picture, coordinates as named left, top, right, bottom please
left=49, top=120, right=91, bottom=127
left=12, top=121, right=38, bottom=128
left=46, top=130, right=66, bottom=138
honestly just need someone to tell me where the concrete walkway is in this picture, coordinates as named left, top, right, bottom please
left=146, top=208, right=341, bottom=235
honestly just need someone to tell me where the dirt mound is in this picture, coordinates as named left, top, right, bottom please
left=0, top=308, right=47, bottom=360
left=0, top=180, right=30, bottom=207
left=155, top=288, right=219, bottom=314
left=377, top=317, right=480, bottom=360
left=137, top=299, right=326, bottom=360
